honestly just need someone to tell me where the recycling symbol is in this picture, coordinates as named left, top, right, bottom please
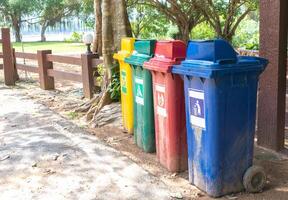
left=137, top=85, right=143, bottom=97
left=122, top=77, right=126, bottom=87
left=158, top=93, right=165, bottom=107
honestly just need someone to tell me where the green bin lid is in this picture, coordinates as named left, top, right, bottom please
left=124, top=40, right=156, bottom=66
left=134, top=40, right=156, bottom=55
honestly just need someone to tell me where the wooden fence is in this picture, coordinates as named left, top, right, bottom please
left=0, top=28, right=102, bottom=99
left=0, top=28, right=16, bottom=86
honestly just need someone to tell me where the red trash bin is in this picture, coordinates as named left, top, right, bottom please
left=143, top=41, right=187, bottom=172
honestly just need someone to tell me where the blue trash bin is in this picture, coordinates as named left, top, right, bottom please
left=172, top=39, right=268, bottom=197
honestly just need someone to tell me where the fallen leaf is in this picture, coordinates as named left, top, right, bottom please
left=0, top=155, right=10, bottom=161
left=226, top=194, right=238, bottom=199
left=44, top=169, right=56, bottom=174
left=53, top=154, right=60, bottom=161
left=170, top=192, right=183, bottom=199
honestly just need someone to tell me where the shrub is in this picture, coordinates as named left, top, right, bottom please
left=233, top=18, right=259, bottom=50
left=64, top=32, right=84, bottom=42
left=191, top=22, right=216, bottom=40
left=108, top=70, right=121, bottom=101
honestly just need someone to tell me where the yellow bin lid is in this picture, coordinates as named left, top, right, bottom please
left=114, top=38, right=136, bottom=61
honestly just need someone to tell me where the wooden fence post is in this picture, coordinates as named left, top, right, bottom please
left=257, top=0, right=288, bottom=151
left=1, top=28, right=15, bottom=86
left=81, top=53, right=97, bottom=99
left=37, top=50, right=54, bottom=90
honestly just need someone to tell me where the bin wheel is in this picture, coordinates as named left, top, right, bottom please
left=243, top=165, right=266, bottom=193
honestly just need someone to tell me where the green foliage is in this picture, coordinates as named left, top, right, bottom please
left=67, top=111, right=79, bottom=119
left=0, top=0, right=37, bottom=15
left=196, top=0, right=259, bottom=41
left=1, top=0, right=261, bottom=50
left=0, top=0, right=38, bottom=21
left=81, top=0, right=94, bottom=14
left=38, top=0, right=81, bottom=26
left=132, top=0, right=203, bottom=41
left=64, top=32, right=83, bottom=42
left=191, top=22, right=216, bottom=40
left=128, top=4, right=170, bottom=39
left=79, top=0, right=94, bottom=28
left=108, top=70, right=121, bottom=101
left=166, top=25, right=179, bottom=39
left=208, top=0, right=258, bottom=25
left=232, top=16, right=259, bottom=49
left=94, top=63, right=105, bottom=88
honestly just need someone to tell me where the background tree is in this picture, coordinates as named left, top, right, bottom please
left=0, top=0, right=37, bottom=42
left=137, top=0, right=203, bottom=42
left=38, top=0, right=81, bottom=42
left=92, top=0, right=102, bottom=54
left=195, top=0, right=258, bottom=41
left=82, top=0, right=132, bottom=121
left=116, top=0, right=132, bottom=47
left=92, top=0, right=131, bottom=54
left=80, top=0, right=95, bottom=28
left=89, top=0, right=114, bottom=119
left=128, top=4, right=170, bottom=38
left=191, top=22, right=216, bottom=40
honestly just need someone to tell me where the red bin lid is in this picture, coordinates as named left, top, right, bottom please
left=154, top=40, right=186, bottom=61
left=143, top=40, right=186, bottom=73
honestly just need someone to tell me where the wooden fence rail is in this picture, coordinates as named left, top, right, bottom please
left=0, top=28, right=102, bottom=99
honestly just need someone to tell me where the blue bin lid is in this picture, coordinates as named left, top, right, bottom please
left=172, top=39, right=268, bottom=78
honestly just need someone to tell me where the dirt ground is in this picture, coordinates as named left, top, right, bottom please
left=1, top=69, right=288, bottom=200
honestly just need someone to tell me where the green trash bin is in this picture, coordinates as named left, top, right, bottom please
left=124, top=40, right=156, bottom=153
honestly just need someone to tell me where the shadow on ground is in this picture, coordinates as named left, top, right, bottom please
left=1, top=76, right=288, bottom=200
left=0, top=86, right=173, bottom=200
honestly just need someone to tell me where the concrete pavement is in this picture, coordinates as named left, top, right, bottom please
left=0, top=86, right=173, bottom=200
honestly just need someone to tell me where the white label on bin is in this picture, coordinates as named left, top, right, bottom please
left=155, top=84, right=167, bottom=117
left=135, top=77, right=144, bottom=105
left=188, top=89, right=206, bottom=129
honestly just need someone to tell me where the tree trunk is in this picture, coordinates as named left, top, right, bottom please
left=102, top=0, right=114, bottom=82
left=217, top=31, right=233, bottom=42
left=178, top=24, right=191, bottom=43
left=84, top=0, right=114, bottom=121
left=93, top=0, right=102, bottom=55
left=222, top=34, right=233, bottom=42
left=12, top=17, right=21, bottom=42
left=40, top=21, right=48, bottom=42
left=121, top=0, right=132, bottom=37
left=112, top=0, right=132, bottom=51
left=77, top=0, right=134, bottom=123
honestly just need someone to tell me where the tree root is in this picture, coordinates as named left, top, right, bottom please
left=74, top=89, right=112, bottom=124
left=75, top=64, right=112, bottom=125
left=88, top=90, right=112, bottom=123
left=74, top=94, right=100, bottom=113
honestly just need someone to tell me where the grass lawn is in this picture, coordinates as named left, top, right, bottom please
left=1, top=41, right=87, bottom=54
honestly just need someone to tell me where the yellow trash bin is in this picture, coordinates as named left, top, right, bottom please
left=113, top=38, right=136, bottom=134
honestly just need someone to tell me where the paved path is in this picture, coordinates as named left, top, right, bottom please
left=0, top=86, right=172, bottom=200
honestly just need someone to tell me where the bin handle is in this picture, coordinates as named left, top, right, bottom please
left=216, top=59, right=237, bottom=65
left=174, top=57, right=186, bottom=62
left=238, top=56, right=269, bottom=66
